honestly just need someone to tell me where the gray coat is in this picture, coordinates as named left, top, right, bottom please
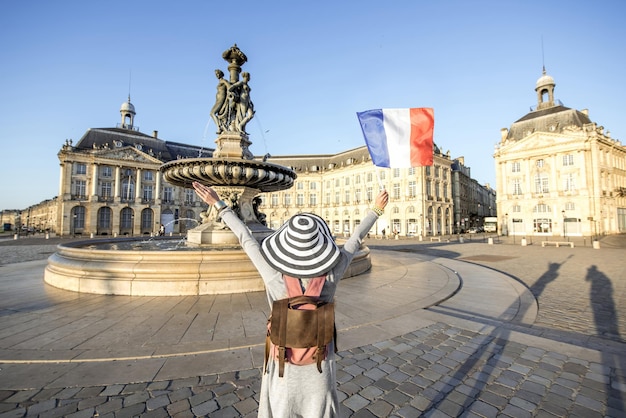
left=221, top=208, right=380, bottom=418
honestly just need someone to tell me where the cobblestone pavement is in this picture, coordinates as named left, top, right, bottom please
left=0, top=233, right=625, bottom=417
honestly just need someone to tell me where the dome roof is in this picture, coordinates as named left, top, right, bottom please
left=120, top=98, right=136, bottom=114
left=535, top=70, right=555, bottom=89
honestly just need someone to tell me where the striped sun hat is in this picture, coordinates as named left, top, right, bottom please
left=260, top=213, right=341, bottom=278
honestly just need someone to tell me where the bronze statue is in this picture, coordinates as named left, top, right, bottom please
left=210, top=45, right=255, bottom=136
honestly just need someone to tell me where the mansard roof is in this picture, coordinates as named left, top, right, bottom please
left=506, top=105, right=592, bottom=141
left=72, top=127, right=213, bottom=161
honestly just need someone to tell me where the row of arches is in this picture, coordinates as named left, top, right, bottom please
left=69, top=206, right=202, bottom=236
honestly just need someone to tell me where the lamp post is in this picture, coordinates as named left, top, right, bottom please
left=562, top=210, right=567, bottom=241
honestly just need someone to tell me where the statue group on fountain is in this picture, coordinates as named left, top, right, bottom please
left=211, top=69, right=255, bottom=135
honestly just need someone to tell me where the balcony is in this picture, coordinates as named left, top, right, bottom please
left=71, top=195, right=87, bottom=201
left=98, top=196, right=114, bottom=203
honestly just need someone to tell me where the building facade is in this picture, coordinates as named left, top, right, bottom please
left=258, top=144, right=456, bottom=238
left=20, top=98, right=495, bottom=238
left=54, top=98, right=212, bottom=237
left=494, top=69, right=626, bottom=238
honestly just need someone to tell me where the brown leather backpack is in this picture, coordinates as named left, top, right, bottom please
left=265, top=275, right=336, bottom=377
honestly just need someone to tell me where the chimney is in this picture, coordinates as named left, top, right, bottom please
left=153, top=130, right=158, bottom=138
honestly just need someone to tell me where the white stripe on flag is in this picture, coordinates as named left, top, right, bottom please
left=382, top=109, right=412, bottom=168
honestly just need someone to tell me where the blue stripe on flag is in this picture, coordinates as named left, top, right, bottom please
left=356, top=109, right=390, bottom=168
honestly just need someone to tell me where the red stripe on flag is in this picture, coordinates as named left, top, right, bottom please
left=409, top=108, right=434, bottom=167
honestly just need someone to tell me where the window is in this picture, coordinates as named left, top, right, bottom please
left=297, top=182, right=304, bottom=190
left=101, top=182, right=112, bottom=198
left=141, top=210, right=153, bottom=230
left=163, top=187, right=173, bottom=203
left=98, top=207, right=111, bottom=229
left=513, top=179, right=522, bottom=195
left=408, top=167, right=415, bottom=176
left=309, top=193, right=317, bottom=206
left=344, top=190, right=350, bottom=203
left=533, top=204, right=551, bottom=213
left=335, top=179, right=340, bottom=187
left=271, top=194, right=279, bottom=207
left=284, top=194, right=291, bottom=206
left=393, top=183, right=400, bottom=200
left=101, top=166, right=112, bottom=177
left=366, top=173, right=373, bottom=182
left=120, top=208, right=133, bottom=229
left=536, top=159, right=545, bottom=168
left=512, top=204, right=521, bottom=213
left=297, top=193, right=304, bottom=206
left=355, top=176, right=361, bottom=185
left=144, top=171, right=154, bottom=181
left=74, top=180, right=86, bottom=198
left=355, top=188, right=361, bottom=203
left=426, top=181, right=432, bottom=197
left=143, top=185, right=154, bottom=201
left=393, top=168, right=400, bottom=178
left=562, top=154, right=574, bottom=166
left=325, top=192, right=330, bottom=205
left=534, top=174, right=549, bottom=194
left=75, top=163, right=86, bottom=175
left=565, top=201, right=575, bottom=210
left=184, top=189, right=194, bottom=204
left=310, top=182, right=317, bottom=190
left=563, top=173, right=576, bottom=191
left=512, top=161, right=521, bottom=173
left=408, top=181, right=416, bottom=198
left=334, top=191, right=340, bottom=205
left=345, top=177, right=350, bottom=186
left=366, top=186, right=373, bottom=202
left=425, top=166, right=431, bottom=176
left=73, top=206, right=85, bottom=229
left=122, top=179, right=135, bottom=201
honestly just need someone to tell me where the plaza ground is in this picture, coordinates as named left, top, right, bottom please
left=0, top=232, right=624, bottom=417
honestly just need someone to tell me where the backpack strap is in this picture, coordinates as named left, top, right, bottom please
left=284, top=275, right=326, bottom=297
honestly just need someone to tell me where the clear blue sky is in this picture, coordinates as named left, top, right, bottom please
left=2, top=0, right=624, bottom=210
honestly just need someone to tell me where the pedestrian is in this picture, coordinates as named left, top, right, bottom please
left=193, top=181, right=389, bottom=417
left=158, top=224, right=165, bottom=236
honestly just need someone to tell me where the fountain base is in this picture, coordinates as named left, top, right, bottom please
left=44, top=237, right=372, bottom=296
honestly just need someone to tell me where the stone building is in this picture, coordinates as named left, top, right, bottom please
left=258, top=144, right=456, bottom=237
left=55, top=98, right=212, bottom=237
left=494, top=69, right=626, bottom=238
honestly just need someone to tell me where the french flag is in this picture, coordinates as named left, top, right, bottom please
left=357, top=108, right=434, bottom=168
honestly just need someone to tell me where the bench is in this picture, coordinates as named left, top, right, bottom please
left=430, top=237, right=441, bottom=242
left=541, top=241, right=574, bottom=248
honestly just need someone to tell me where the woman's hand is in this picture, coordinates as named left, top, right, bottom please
left=375, top=189, right=389, bottom=210
left=192, top=181, right=220, bottom=205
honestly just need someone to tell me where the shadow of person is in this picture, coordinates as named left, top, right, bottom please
left=530, top=261, right=561, bottom=297
left=586, top=264, right=621, bottom=341
left=586, top=264, right=624, bottom=414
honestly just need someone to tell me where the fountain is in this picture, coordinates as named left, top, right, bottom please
left=44, top=45, right=372, bottom=296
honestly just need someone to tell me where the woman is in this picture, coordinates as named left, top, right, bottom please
left=210, top=69, right=230, bottom=134
left=193, top=181, right=388, bottom=417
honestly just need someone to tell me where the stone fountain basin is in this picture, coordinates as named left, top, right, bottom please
left=44, top=237, right=372, bottom=296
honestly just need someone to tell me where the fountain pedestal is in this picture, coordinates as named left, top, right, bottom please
left=186, top=185, right=273, bottom=246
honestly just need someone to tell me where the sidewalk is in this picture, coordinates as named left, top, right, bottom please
left=0, top=235, right=624, bottom=417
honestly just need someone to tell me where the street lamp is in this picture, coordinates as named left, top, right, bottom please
left=562, top=210, right=566, bottom=241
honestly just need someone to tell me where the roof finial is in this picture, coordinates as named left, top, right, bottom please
left=541, top=36, right=546, bottom=74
